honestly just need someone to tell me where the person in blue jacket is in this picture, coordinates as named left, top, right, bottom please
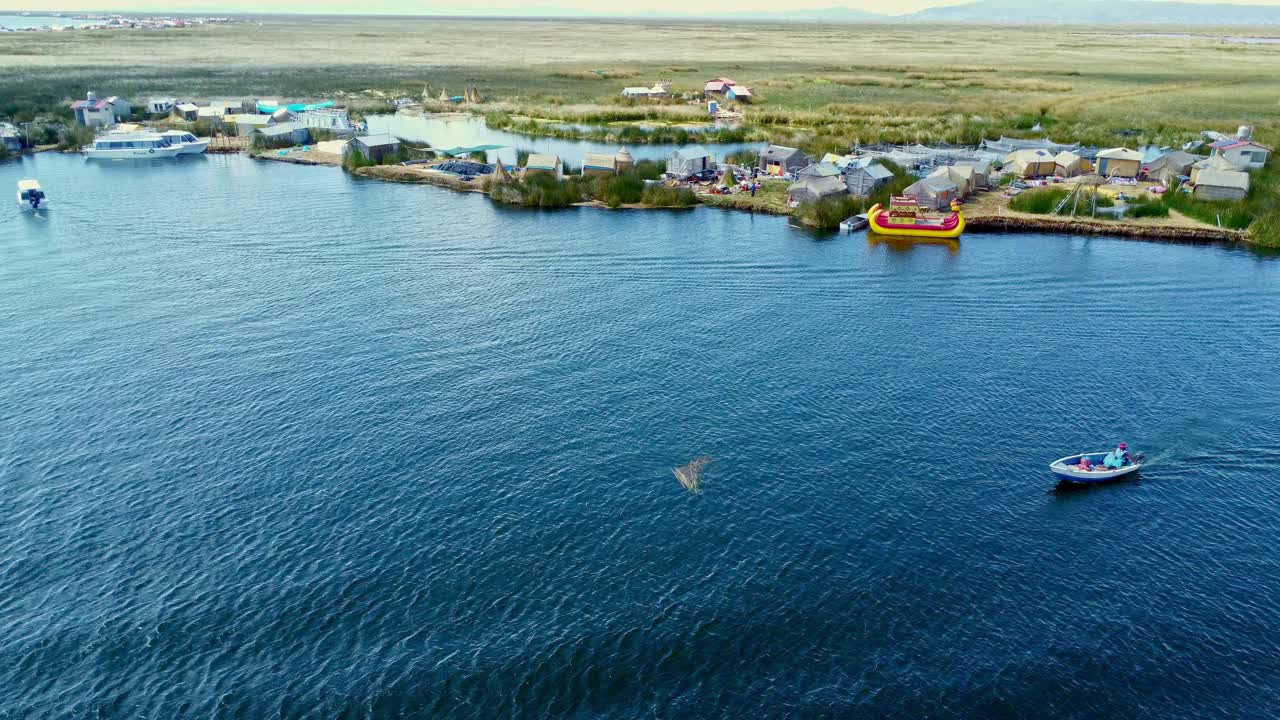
left=1103, top=442, right=1130, bottom=469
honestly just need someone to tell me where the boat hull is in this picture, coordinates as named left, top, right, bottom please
left=1050, top=453, right=1141, bottom=483
left=83, top=147, right=183, bottom=160
left=173, top=140, right=210, bottom=155
left=867, top=202, right=965, bottom=239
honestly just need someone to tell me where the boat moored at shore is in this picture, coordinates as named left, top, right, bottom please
left=159, top=130, right=210, bottom=155
left=82, top=133, right=183, bottom=160
left=867, top=197, right=965, bottom=239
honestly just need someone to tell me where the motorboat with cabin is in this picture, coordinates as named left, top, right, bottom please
left=867, top=196, right=965, bottom=239
left=82, top=132, right=183, bottom=160
left=17, top=179, right=47, bottom=212
left=159, top=130, right=210, bottom=155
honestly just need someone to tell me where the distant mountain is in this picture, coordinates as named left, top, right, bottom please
left=910, top=0, right=1280, bottom=25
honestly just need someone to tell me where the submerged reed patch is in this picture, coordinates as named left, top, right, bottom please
left=673, top=457, right=714, bottom=494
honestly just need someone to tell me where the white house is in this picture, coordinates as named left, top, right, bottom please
left=147, top=97, right=176, bottom=114
left=296, top=108, right=354, bottom=133
left=1210, top=139, right=1270, bottom=170
left=70, top=91, right=132, bottom=128
left=620, top=87, right=651, bottom=99
left=666, top=146, right=714, bottom=178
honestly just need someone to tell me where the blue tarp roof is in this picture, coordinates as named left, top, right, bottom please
left=439, top=144, right=507, bottom=156
left=256, top=100, right=335, bottom=114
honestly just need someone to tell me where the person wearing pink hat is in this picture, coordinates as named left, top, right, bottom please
left=1104, top=442, right=1131, bottom=469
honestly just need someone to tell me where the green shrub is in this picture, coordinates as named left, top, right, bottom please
left=640, top=185, right=697, bottom=207
left=1126, top=196, right=1169, bottom=218
left=796, top=195, right=862, bottom=230
left=1162, top=185, right=1252, bottom=229
left=592, top=173, right=645, bottom=207
left=487, top=174, right=588, bottom=207
left=1010, top=187, right=1071, bottom=214
left=57, top=125, right=94, bottom=151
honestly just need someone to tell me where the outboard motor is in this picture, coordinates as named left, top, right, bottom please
left=31, top=193, right=41, bottom=210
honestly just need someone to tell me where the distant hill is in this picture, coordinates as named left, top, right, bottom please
left=909, top=0, right=1280, bottom=25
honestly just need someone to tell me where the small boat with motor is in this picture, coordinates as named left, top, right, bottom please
left=1050, top=445, right=1143, bottom=484
left=867, top=196, right=965, bottom=239
left=839, top=214, right=869, bottom=233
left=17, top=179, right=47, bottom=212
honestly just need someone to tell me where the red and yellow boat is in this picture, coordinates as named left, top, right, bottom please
left=867, top=196, right=965, bottom=239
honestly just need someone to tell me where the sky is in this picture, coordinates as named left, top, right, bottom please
left=2, top=0, right=1279, bottom=16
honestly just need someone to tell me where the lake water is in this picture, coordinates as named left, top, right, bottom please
left=3, top=153, right=1280, bottom=718
left=0, top=14, right=87, bottom=28
left=366, top=113, right=765, bottom=165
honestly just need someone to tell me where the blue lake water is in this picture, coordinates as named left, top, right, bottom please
left=3, top=153, right=1280, bottom=718
left=0, top=14, right=87, bottom=28
left=366, top=113, right=765, bottom=165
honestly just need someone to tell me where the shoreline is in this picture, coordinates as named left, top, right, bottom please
left=222, top=149, right=1257, bottom=245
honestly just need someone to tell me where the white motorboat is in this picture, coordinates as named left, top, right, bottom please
left=159, top=130, right=210, bottom=155
left=82, top=132, right=182, bottom=160
left=1049, top=452, right=1143, bottom=484
left=17, top=179, right=47, bottom=212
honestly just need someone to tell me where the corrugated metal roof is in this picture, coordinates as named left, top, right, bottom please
left=761, top=145, right=802, bottom=161
left=863, top=164, right=894, bottom=180
left=355, top=133, right=399, bottom=148
left=673, top=146, right=712, bottom=160
left=789, top=175, right=847, bottom=197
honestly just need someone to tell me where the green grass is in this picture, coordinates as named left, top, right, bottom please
left=1162, top=178, right=1259, bottom=232
left=1010, top=188, right=1072, bottom=214
left=1010, top=187, right=1115, bottom=215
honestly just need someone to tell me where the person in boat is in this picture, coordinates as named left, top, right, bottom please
left=1075, top=456, right=1094, bottom=472
left=1103, top=442, right=1130, bottom=469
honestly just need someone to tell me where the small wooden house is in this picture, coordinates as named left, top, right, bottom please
left=251, top=121, right=311, bottom=148
left=582, top=152, right=619, bottom=177
left=1190, top=155, right=1238, bottom=184
left=903, top=175, right=958, bottom=210
left=1095, top=148, right=1143, bottom=178
left=703, top=77, right=737, bottom=96
left=788, top=175, right=848, bottom=204
left=954, top=160, right=991, bottom=189
left=1053, top=151, right=1089, bottom=177
left=725, top=85, right=753, bottom=103
left=845, top=163, right=893, bottom=197
left=1003, top=149, right=1057, bottom=178
left=349, top=133, right=401, bottom=163
left=523, top=153, right=564, bottom=181
left=1193, top=168, right=1250, bottom=201
left=759, top=145, right=809, bottom=176
left=797, top=162, right=842, bottom=179
left=1144, top=150, right=1198, bottom=182
left=936, top=165, right=974, bottom=197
